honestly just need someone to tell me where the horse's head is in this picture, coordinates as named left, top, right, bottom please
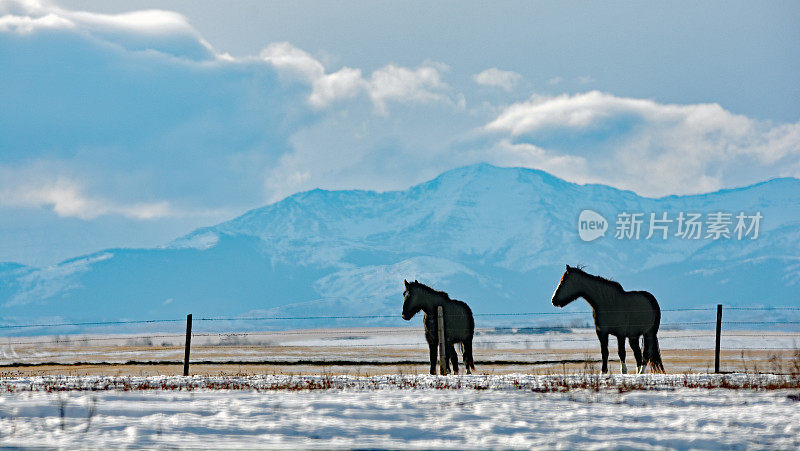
left=401, top=279, right=423, bottom=320
left=552, top=265, right=582, bottom=308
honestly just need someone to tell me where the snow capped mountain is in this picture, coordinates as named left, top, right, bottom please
left=2, top=164, right=799, bottom=330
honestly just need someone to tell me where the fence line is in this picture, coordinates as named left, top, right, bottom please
left=3, top=305, right=799, bottom=330
left=4, top=342, right=799, bottom=353
left=2, top=305, right=799, bottom=374
left=0, top=319, right=183, bottom=330
left=3, top=331, right=799, bottom=349
left=3, top=321, right=791, bottom=346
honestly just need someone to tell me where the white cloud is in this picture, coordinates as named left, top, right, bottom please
left=261, top=42, right=366, bottom=108
left=0, top=13, right=73, bottom=32
left=0, top=178, right=172, bottom=220
left=260, top=42, right=451, bottom=112
left=367, top=64, right=449, bottom=114
left=309, top=67, right=365, bottom=108
left=489, top=139, right=590, bottom=181
left=1, top=0, right=216, bottom=60
left=486, top=91, right=645, bottom=133
left=473, top=68, right=522, bottom=91
left=485, top=91, right=800, bottom=196
left=260, top=41, right=325, bottom=81
left=68, top=9, right=193, bottom=35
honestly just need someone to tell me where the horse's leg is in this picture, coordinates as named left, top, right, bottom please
left=448, top=343, right=458, bottom=375
left=426, top=335, right=438, bottom=375
left=440, top=342, right=451, bottom=375
left=629, top=336, right=644, bottom=374
left=463, top=340, right=473, bottom=374
left=597, top=331, right=609, bottom=374
left=617, top=336, right=627, bottom=374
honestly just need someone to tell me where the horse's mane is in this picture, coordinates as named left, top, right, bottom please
left=572, top=266, right=624, bottom=292
left=409, top=280, right=453, bottom=300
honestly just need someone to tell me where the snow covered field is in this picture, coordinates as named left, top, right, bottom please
left=2, top=329, right=799, bottom=447
left=0, top=374, right=799, bottom=449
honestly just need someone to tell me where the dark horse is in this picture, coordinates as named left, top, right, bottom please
left=551, top=265, right=665, bottom=374
left=401, top=279, right=475, bottom=375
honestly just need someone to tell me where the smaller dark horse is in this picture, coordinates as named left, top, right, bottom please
left=551, top=265, right=665, bottom=374
left=401, top=279, right=475, bottom=375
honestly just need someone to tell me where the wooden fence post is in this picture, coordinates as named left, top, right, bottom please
left=183, top=313, right=192, bottom=376
left=714, top=304, right=722, bottom=374
left=437, top=306, right=446, bottom=375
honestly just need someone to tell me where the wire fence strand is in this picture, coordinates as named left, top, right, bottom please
left=4, top=305, right=795, bottom=330
left=2, top=305, right=799, bottom=368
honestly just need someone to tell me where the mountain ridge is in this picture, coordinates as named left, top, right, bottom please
left=1, top=164, right=798, bottom=331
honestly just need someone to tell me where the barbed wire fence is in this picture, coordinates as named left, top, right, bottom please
left=1, top=305, right=799, bottom=375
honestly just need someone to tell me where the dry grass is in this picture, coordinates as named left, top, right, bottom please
left=3, top=328, right=799, bottom=378
left=2, top=348, right=799, bottom=378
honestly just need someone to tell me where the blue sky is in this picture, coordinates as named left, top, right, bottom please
left=1, top=0, right=799, bottom=265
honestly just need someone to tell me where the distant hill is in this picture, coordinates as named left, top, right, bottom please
left=2, top=164, right=799, bottom=332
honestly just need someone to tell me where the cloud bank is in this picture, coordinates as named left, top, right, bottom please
left=1, top=0, right=798, bottom=263
left=485, top=91, right=800, bottom=196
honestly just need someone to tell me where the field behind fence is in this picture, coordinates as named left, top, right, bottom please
left=2, top=306, right=799, bottom=377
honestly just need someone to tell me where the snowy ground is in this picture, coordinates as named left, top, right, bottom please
left=2, top=329, right=799, bottom=447
left=1, top=374, right=799, bottom=449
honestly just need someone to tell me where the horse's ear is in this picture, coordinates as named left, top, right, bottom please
left=566, top=264, right=571, bottom=271
left=404, top=279, right=409, bottom=288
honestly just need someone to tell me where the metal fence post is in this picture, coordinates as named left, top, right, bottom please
left=183, top=314, right=192, bottom=376
left=714, top=304, right=722, bottom=373
left=437, top=306, right=446, bottom=375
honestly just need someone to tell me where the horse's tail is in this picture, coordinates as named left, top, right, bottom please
left=459, top=301, right=476, bottom=371
left=462, top=340, right=475, bottom=371
left=467, top=321, right=475, bottom=371
left=644, top=293, right=664, bottom=373
left=645, top=331, right=665, bottom=374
